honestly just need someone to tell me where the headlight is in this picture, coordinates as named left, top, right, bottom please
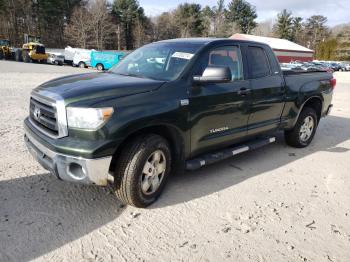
left=66, top=107, right=114, bottom=130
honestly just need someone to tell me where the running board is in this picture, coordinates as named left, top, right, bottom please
left=186, top=137, right=276, bottom=171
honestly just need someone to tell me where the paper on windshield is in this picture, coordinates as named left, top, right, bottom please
left=171, top=52, right=194, bottom=60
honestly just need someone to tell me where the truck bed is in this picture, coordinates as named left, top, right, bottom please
left=283, top=70, right=333, bottom=91
left=282, top=69, right=329, bottom=75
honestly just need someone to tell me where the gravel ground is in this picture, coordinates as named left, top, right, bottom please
left=0, top=61, right=349, bottom=262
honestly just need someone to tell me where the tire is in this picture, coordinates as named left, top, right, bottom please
left=15, top=49, right=23, bottom=62
left=78, top=62, right=85, bottom=68
left=96, top=63, right=104, bottom=71
left=285, top=107, right=318, bottom=148
left=114, top=134, right=172, bottom=207
left=22, top=50, right=31, bottom=63
left=0, top=50, right=3, bottom=60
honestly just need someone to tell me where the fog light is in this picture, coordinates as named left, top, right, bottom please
left=68, top=162, right=86, bottom=179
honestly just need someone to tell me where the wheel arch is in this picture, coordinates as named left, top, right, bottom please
left=300, top=96, right=323, bottom=123
left=284, top=95, right=324, bottom=130
left=109, top=124, right=186, bottom=175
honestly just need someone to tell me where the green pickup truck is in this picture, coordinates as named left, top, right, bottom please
left=24, top=38, right=335, bottom=207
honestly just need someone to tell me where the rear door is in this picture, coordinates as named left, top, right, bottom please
left=246, top=45, right=285, bottom=135
left=189, top=45, right=251, bottom=156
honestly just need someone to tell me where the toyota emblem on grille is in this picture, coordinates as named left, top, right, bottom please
left=33, top=107, right=41, bottom=121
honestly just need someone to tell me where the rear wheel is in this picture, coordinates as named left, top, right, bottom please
left=285, top=107, right=318, bottom=148
left=78, top=62, right=86, bottom=68
left=114, top=134, right=172, bottom=207
left=0, top=50, right=4, bottom=60
left=15, top=49, right=23, bottom=62
left=96, top=63, right=104, bottom=71
left=22, top=50, right=31, bottom=63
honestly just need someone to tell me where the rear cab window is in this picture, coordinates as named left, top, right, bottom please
left=247, top=46, right=271, bottom=79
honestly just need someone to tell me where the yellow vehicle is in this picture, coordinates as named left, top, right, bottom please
left=15, top=35, right=48, bottom=63
left=0, top=39, right=12, bottom=60
left=22, top=42, right=48, bottom=62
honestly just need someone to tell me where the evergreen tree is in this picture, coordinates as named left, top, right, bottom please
left=202, top=6, right=215, bottom=37
left=112, top=0, right=144, bottom=50
left=304, top=15, right=329, bottom=50
left=174, top=3, right=205, bottom=37
left=291, top=17, right=303, bottom=43
left=36, top=0, right=83, bottom=47
left=226, top=0, right=257, bottom=34
left=273, top=9, right=293, bottom=40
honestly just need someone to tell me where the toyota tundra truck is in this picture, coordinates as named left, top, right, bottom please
left=24, top=38, right=335, bottom=207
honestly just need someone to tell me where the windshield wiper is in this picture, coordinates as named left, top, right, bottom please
left=114, top=72, right=162, bottom=81
left=115, top=72, right=145, bottom=78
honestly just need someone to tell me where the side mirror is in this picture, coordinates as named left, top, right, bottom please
left=193, top=66, right=232, bottom=84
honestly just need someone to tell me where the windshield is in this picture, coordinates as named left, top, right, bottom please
left=110, top=42, right=202, bottom=81
left=0, top=39, right=9, bottom=46
left=34, top=45, right=45, bottom=54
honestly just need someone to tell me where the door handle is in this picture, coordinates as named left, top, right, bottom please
left=238, top=88, right=251, bottom=96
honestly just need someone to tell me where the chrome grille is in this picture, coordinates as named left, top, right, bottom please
left=29, top=91, right=68, bottom=138
left=30, top=97, right=58, bottom=136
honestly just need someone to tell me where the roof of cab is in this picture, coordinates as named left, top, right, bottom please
left=157, top=37, right=271, bottom=48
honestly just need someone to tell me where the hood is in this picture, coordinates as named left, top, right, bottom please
left=35, top=72, right=165, bottom=104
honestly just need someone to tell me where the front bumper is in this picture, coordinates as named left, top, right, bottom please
left=31, top=53, right=49, bottom=61
left=24, top=129, right=112, bottom=186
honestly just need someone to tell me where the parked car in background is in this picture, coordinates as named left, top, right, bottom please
left=280, top=62, right=332, bottom=73
left=344, top=63, right=350, bottom=71
left=47, top=52, right=64, bottom=65
left=90, top=51, right=125, bottom=71
left=64, top=46, right=92, bottom=65
left=73, top=49, right=93, bottom=68
left=280, top=63, right=303, bottom=71
left=309, top=62, right=334, bottom=73
left=327, top=63, right=342, bottom=71
left=338, top=62, right=348, bottom=71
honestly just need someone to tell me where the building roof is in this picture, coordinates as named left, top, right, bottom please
left=230, top=33, right=314, bottom=53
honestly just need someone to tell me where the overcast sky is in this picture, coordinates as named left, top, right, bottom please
left=138, top=0, right=349, bottom=26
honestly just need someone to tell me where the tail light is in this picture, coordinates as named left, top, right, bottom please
left=330, top=78, right=336, bottom=89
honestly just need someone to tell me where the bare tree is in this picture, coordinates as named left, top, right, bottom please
left=153, top=12, right=180, bottom=41
left=253, top=19, right=274, bottom=37
left=134, top=17, right=146, bottom=48
left=88, top=0, right=114, bottom=50
left=64, top=6, right=92, bottom=48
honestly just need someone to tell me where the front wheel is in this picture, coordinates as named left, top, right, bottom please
left=285, top=107, right=318, bottom=148
left=15, top=49, right=23, bottom=62
left=96, top=63, right=104, bottom=71
left=23, top=50, right=31, bottom=63
left=114, top=134, right=172, bottom=207
left=78, top=62, right=86, bottom=68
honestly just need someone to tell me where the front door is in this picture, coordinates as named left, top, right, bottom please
left=189, top=45, right=251, bottom=157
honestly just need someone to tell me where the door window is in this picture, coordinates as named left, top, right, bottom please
left=196, top=46, right=244, bottom=81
